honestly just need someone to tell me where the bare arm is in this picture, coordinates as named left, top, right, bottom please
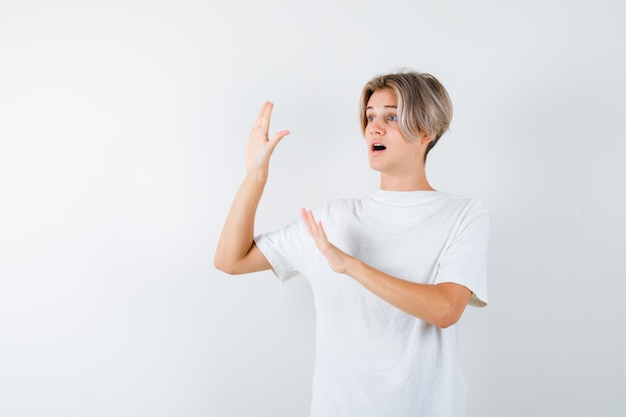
left=301, top=209, right=472, bottom=328
left=213, top=102, right=289, bottom=275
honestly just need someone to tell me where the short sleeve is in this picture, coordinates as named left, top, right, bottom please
left=435, top=201, right=490, bottom=307
left=254, top=217, right=318, bottom=282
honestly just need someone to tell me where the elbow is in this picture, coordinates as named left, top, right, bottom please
left=213, top=255, right=238, bottom=275
left=433, top=314, right=459, bottom=329
left=431, top=305, right=463, bottom=329
left=426, top=283, right=471, bottom=328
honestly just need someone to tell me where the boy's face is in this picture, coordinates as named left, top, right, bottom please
left=364, top=88, right=427, bottom=176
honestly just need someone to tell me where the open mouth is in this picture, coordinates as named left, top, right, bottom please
left=372, top=144, right=386, bottom=151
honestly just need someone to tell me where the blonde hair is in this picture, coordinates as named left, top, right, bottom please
left=360, top=70, right=453, bottom=161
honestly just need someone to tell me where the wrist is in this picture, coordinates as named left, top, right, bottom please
left=344, top=256, right=362, bottom=277
left=245, top=169, right=269, bottom=183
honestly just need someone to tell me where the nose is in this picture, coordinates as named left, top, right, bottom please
left=368, top=118, right=385, bottom=136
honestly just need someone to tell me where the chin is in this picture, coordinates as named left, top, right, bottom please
left=368, top=160, right=384, bottom=172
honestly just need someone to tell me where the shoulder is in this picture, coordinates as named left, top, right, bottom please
left=432, top=193, right=490, bottom=233
left=437, top=192, right=488, bottom=214
left=322, top=196, right=365, bottom=211
left=316, top=196, right=367, bottom=223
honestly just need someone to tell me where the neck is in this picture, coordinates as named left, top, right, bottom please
left=380, top=171, right=434, bottom=191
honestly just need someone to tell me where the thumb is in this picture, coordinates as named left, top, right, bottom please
left=268, top=129, right=290, bottom=149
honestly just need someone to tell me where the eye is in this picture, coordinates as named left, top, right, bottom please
left=367, top=115, right=375, bottom=122
left=388, top=114, right=398, bottom=122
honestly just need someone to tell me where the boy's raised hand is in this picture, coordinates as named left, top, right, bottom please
left=245, top=101, right=290, bottom=175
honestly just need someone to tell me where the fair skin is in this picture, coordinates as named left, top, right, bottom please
left=365, top=88, right=434, bottom=191
left=214, top=90, right=472, bottom=328
left=214, top=101, right=287, bottom=275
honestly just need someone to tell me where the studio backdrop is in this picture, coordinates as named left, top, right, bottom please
left=1, top=1, right=625, bottom=416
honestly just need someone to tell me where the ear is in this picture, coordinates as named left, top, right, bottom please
left=419, top=131, right=435, bottom=145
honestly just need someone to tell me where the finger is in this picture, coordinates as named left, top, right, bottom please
left=303, top=209, right=323, bottom=241
left=259, top=101, right=273, bottom=133
left=316, top=220, right=329, bottom=242
left=253, top=101, right=272, bottom=132
left=266, top=130, right=290, bottom=153
left=307, top=210, right=319, bottom=232
left=307, top=211, right=329, bottom=243
left=301, top=208, right=316, bottom=235
left=300, top=208, right=311, bottom=234
left=271, top=129, right=290, bottom=142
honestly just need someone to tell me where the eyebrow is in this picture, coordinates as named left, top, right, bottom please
left=365, top=105, right=397, bottom=110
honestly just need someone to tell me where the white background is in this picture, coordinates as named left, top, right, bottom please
left=1, top=0, right=625, bottom=416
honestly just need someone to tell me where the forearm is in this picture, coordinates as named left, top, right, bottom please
left=301, top=209, right=472, bottom=327
left=346, top=258, right=471, bottom=328
left=214, top=101, right=288, bottom=274
left=214, top=171, right=267, bottom=273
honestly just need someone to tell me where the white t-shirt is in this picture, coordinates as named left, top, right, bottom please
left=255, top=190, right=490, bottom=417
